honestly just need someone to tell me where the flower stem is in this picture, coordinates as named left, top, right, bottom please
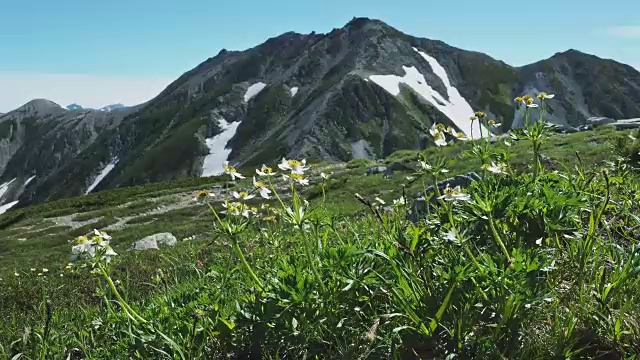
left=487, top=217, right=511, bottom=262
left=299, top=226, right=327, bottom=293
left=99, top=265, right=147, bottom=324
left=231, top=236, right=264, bottom=292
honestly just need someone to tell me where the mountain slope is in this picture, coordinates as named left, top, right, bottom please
left=1, top=17, right=640, bottom=207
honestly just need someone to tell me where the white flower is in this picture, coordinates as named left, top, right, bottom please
left=393, top=196, right=406, bottom=206
left=504, top=140, right=512, bottom=147
left=42, top=268, right=49, bottom=273
left=535, top=238, right=543, bottom=246
left=320, top=172, right=329, bottom=180
left=419, top=161, right=432, bottom=171
left=374, top=197, right=386, bottom=205
left=429, top=124, right=441, bottom=137
left=482, top=162, right=508, bottom=174
left=438, top=185, right=471, bottom=202
left=448, top=127, right=468, bottom=141
left=93, top=229, right=112, bottom=241
left=443, top=229, right=459, bottom=243
left=405, top=176, right=416, bottom=181
left=278, top=158, right=307, bottom=174
left=283, top=173, right=309, bottom=186
left=232, top=191, right=256, bottom=201
left=434, top=133, right=448, bottom=147
left=14, top=272, right=19, bottom=277
left=30, top=268, right=36, bottom=272
left=526, top=103, right=539, bottom=108
left=223, top=161, right=245, bottom=180
left=256, top=164, right=277, bottom=177
left=253, top=177, right=272, bottom=199
left=194, top=189, right=215, bottom=201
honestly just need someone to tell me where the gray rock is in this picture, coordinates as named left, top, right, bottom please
left=587, top=117, right=615, bottom=127
left=131, top=232, right=177, bottom=251
left=367, top=166, right=388, bottom=176
left=609, top=118, right=640, bottom=130
left=131, top=238, right=159, bottom=251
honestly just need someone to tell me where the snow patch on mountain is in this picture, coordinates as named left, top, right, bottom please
left=86, top=160, right=118, bottom=194
left=369, top=49, right=482, bottom=139
left=201, top=118, right=241, bottom=177
left=0, top=200, right=19, bottom=215
left=0, top=178, right=16, bottom=198
left=244, top=82, right=267, bottom=102
left=290, top=87, right=299, bottom=97
left=24, top=175, right=36, bottom=187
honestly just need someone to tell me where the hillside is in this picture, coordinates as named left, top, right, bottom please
left=1, top=124, right=640, bottom=358
left=1, top=18, right=640, bottom=210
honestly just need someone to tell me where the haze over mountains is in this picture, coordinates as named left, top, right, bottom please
left=1, top=17, right=639, bottom=211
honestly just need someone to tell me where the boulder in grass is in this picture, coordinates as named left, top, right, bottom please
left=587, top=117, right=615, bottom=127
left=131, top=232, right=177, bottom=251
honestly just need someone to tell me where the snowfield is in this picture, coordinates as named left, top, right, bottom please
left=290, top=87, right=299, bottom=97
left=86, top=161, right=118, bottom=195
left=0, top=200, right=19, bottom=215
left=201, top=118, right=241, bottom=177
left=369, top=48, right=484, bottom=139
left=244, top=82, right=267, bottom=102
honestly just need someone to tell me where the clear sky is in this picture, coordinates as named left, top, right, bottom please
left=1, top=0, right=638, bottom=112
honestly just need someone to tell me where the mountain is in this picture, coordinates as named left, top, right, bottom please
left=66, top=103, right=84, bottom=110
left=100, top=104, right=127, bottom=112
left=1, top=17, right=639, bottom=208
left=66, top=103, right=128, bottom=112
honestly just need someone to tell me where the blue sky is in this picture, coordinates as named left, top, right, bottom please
left=1, top=0, right=638, bottom=111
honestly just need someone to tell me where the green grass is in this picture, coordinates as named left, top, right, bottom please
left=1, top=126, right=640, bottom=358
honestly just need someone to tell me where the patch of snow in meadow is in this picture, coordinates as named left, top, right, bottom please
left=290, top=87, right=299, bottom=97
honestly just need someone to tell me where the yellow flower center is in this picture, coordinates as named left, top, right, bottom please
left=288, top=160, right=302, bottom=168
left=224, top=164, right=237, bottom=173
left=239, top=191, right=250, bottom=198
left=196, top=190, right=211, bottom=199
left=290, top=173, right=306, bottom=181
left=75, top=236, right=89, bottom=244
left=260, top=165, right=274, bottom=174
left=255, top=180, right=266, bottom=188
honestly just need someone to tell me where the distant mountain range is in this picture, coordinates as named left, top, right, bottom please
left=1, top=17, right=639, bottom=210
left=66, top=103, right=128, bottom=112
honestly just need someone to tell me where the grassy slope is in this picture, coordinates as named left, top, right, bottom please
left=0, top=125, right=637, bottom=358
left=0, top=126, right=622, bottom=271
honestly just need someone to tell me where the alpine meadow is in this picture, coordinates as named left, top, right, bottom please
left=2, top=14, right=640, bottom=360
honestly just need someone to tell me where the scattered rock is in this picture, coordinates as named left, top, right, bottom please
left=131, top=232, right=177, bottom=251
left=587, top=117, right=615, bottom=127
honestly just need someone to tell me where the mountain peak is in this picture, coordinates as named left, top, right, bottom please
left=16, top=99, right=64, bottom=113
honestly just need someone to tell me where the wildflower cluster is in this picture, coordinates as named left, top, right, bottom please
left=70, top=229, right=117, bottom=264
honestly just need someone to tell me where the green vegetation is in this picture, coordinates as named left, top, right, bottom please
left=1, top=98, right=640, bottom=358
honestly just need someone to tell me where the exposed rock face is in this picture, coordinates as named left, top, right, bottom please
left=1, top=18, right=640, bottom=207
